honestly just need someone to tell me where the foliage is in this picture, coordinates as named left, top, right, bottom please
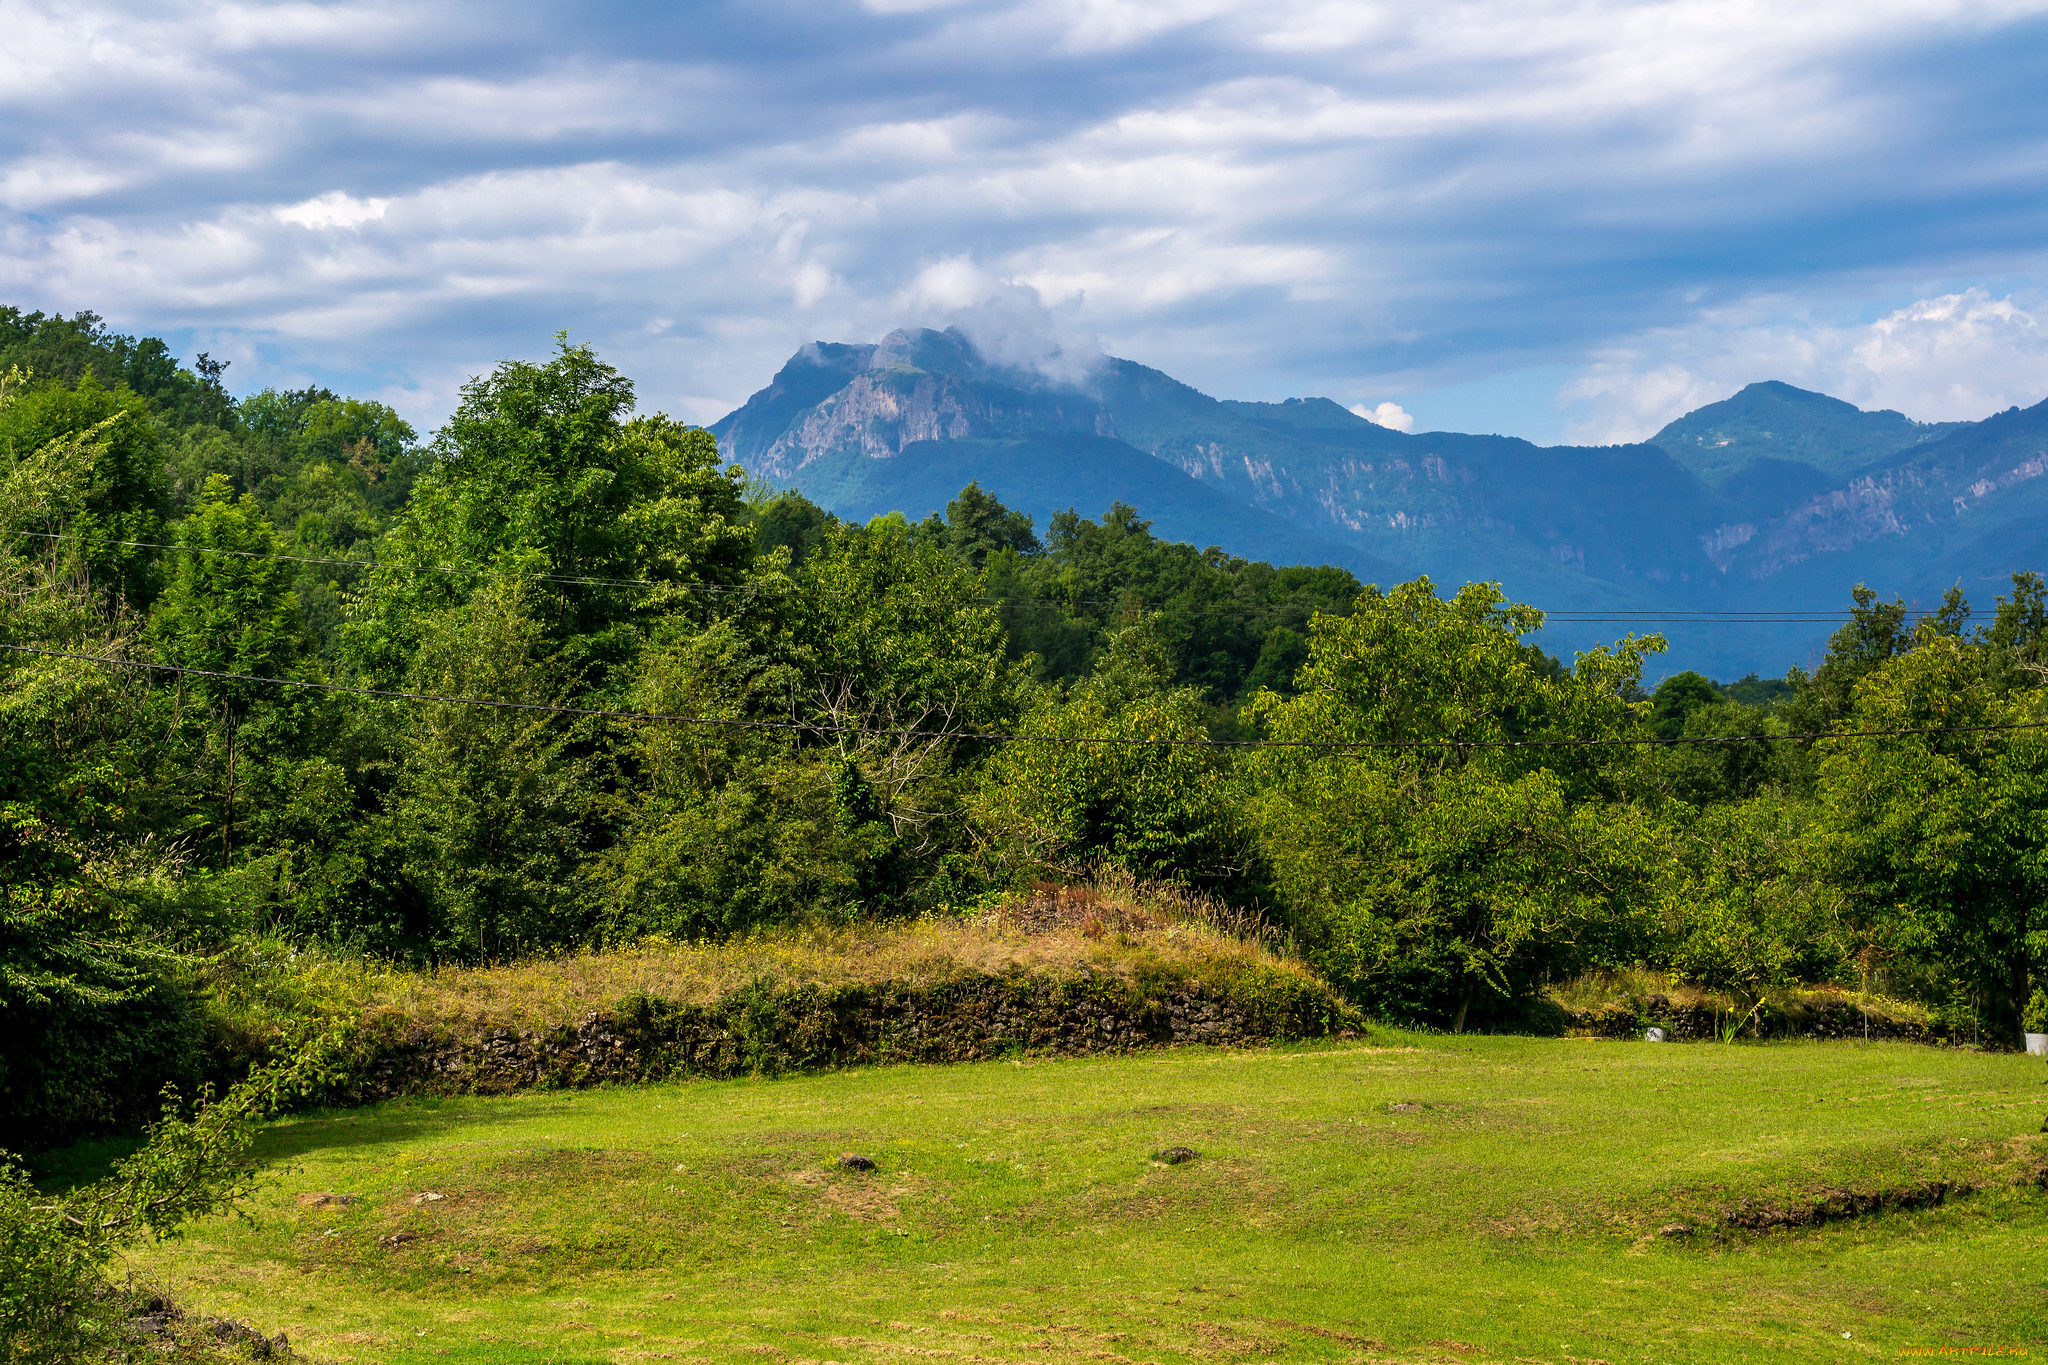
left=1243, top=579, right=1666, bottom=1027
left=344, top=337, right=753, bottom=691
left=0, top=307, right=235, bottom=431
left=1805, top=628, right=2048, bottom=1046
left=1657, top=796, right=1845, bottom=1014
left=974, top=618, right=1251, bottom=889
left=15, top=303, right=2048, bottom=1169
left=589, top=515, right=1020, bottom=938
left=0, top=371, right=167, bottom=610
left=1, top=1036, right=335, bottom=1363
left=980, top=499, right=1363, bottom=708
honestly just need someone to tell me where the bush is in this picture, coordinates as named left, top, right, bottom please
left=0, top=1037, right=335, bottom=1362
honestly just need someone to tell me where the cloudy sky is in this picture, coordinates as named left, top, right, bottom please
left=5, top=0, right=2048, bottom=443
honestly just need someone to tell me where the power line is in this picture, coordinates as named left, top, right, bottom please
left=3, top=528, right=1932, bottom=626
left=8, top=642, right=2046, bottom=751
left=0, top=529, right=659, bottom=590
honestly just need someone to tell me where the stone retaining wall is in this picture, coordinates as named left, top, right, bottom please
left=340, top=966, right=1360, bottom=1102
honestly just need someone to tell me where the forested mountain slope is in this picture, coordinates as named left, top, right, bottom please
left=1649, top=380, right=1965, bottom=485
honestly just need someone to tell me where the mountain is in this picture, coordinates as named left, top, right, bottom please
left=1702, top=397, right=2048, bottom=607
left=713, top=333, right=1400, bottom=581
left=712, top=330, right=2048, bottom=679
left=1649, top=380, right=1964, bottom=485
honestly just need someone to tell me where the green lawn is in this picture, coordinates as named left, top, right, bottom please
left=118, top=1035, right=2048, bottom=1364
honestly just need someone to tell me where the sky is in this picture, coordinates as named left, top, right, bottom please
left=5, top=0, right=2048, bottom=445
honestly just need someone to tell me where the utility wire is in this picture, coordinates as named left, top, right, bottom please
left=2, top=528, right=1932, bottom=625
left=7, top=642, right=2045, bottom=751
left=0, top=529, right=658, bottom=590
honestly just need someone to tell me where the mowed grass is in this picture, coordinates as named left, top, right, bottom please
left=117, top=1035, right=2048, bottom=1365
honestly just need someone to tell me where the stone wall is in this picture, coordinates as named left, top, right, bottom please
left=339, top=965, right=1360, bottom=1102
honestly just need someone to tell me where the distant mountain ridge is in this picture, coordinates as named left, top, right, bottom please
left=1649, top=380, right=1966, bottom=484
left=712, top=329, right=2048, bottom=677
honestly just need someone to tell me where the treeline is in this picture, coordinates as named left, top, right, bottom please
left=4, top=321, right=2046, bottom=1151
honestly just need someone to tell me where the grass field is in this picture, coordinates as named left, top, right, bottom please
left=110, top=1034, right=2048, bottom=1365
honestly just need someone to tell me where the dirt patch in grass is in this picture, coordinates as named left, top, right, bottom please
left=1716, top=1180, right=1958, bottom=1232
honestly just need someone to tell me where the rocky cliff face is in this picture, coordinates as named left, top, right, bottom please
left=751, top=363, right=1114, bottom=479
left=1702, top=397, right=2048, bottom=581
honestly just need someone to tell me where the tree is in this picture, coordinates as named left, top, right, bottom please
left=974, top=496, right=1363, bottom=704
left=1244, top=579, right=1665, bottom=1027
left=1, top=1035, right=336, bottom=1362
left=1807, top=628, right=2048, bottom=1045
left=930, top=481, right=1040, bottom=568
left=0, top=370, right=167, bottom=609
left=1980, top=570, right=2048, bottom=695
left=1659, top=796, right=1845, bottom=1031
left=1649, top=670, right=1721, bottom=739
left=975, top=617, right=1251, bottom=888
left=386, top=583, right=589, bottom=959
left=590, top=514, right=1022, bottom=934
left=1781, top=583, right=1914, bottom=735
left=146, top=475, right=306, bottom=859
left=345, top=339, right=753, bottom=691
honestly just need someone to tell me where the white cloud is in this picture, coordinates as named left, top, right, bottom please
left=275, top=191, right=391, bottom=231
left=1562, top=288, right=2048, bottom=443
left=4, top=0, right=2048, bottom=432
left=892, top=256, right=1103, bottom=384
left=1852, top=290, right=2045, bottom=415
left=1352, top=399, right=1415, bottom=432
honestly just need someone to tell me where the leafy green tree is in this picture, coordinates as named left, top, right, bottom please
left=1659, top=795, right=1845, bottom=1030
left=586, top=615, right=855, bottom=939
left=1, top=1035, right=336, bottom=1361
left=772, top=515, right=1020, bottom=902
left=387, top=583, right=590, bottom=959
left=0, top=383, right=222, bottom=1147
left=0, top=308, right=235, bottom=430
left=975, top=617, right=1251, bottom=888
left=1244, top=579, right=1665, bottom=1026
left=1636, top=695, right=1790, bottom=807
left=346, top=339, right=753, bottom=691
left=923, top=482, right=1040, bottom=568
left=1649, top=670, right=1721, bottom=739
left=1781, top=584, right=1915, bottom=736
left=0, top=371, right=167, bottom=609
left=1807, top=628, right=2048, bottom=1045
left=148, top=475, right=303, bottom=691
left=1980, top=570, right=2048, bottom=695
left=748, top=487, right=838, bottom=569
left=146, top=475, right=307, bottom=859
left=592, top=514, right=1021, bottom=934
left=975, top=498, right=1362, bottom=704
left=0, top=802, right=204, bottom=1152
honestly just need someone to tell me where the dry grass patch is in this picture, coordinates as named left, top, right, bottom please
left=350, top=873, right=1306, bottom=1036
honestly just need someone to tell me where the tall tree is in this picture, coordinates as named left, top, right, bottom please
left=345, top=338, right=754, bottom=691
left=1808, top=628, right=2048, bottom=1045
left=1244, top=579, right=1665, bottom=1027
left=146, top=474, right=305, bottom=857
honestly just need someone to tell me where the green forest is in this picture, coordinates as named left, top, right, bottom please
left=5, top=305, right=2048, bottom=1165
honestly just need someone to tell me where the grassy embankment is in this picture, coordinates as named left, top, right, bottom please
left=102, top=1027, right=2048, bottom=1365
